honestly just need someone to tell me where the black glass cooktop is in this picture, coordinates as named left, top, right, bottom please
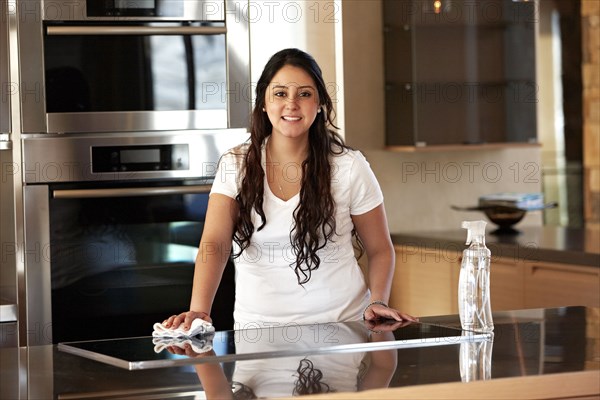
left=58, top=321, right=491, bottom=370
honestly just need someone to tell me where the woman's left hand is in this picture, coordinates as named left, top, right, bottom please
left=364, top=303, right=418, bottom=323
left=364, top=318, right=413, bottom=333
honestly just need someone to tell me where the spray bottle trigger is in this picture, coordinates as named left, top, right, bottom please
left=462, top=220, right=487, bottom=245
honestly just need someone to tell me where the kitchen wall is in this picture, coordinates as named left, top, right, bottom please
left=247, top=1, right=338, bottom=107
left=249, top=0, right=543, bottom=233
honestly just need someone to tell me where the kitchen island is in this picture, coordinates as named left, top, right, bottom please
left=1, top=307, right=598, bottom=399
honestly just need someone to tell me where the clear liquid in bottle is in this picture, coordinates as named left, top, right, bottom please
left=458, top=221, right=494, bottom=332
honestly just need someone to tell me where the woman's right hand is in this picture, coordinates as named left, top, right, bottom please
left=162, top=311, right=212, bottom=331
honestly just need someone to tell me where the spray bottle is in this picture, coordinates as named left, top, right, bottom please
left=458, top=220, right=494, bottom=332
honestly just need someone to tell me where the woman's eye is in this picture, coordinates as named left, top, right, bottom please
left=299, top=91, right=312, bottom=97
left=274, top=91, right=286, bottom=97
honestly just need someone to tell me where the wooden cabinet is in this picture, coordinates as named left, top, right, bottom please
left=382, top=0, right=537, bottom=148
left=489, top=258, right=525, bottom=311
left=391, top=246, right=600, bottom=317
left=524, top=262, right=600, bottom=309
left=389, top=246, right=459, bottom=316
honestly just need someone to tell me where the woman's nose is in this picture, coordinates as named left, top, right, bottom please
left=285, top=95, right=299, bottom=107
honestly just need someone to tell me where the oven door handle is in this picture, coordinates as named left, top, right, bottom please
left=0, top=141, right=11, bottom=151
left=46, top=25, right=227, bottom=36
left=52, top=185, right=212, bottom=199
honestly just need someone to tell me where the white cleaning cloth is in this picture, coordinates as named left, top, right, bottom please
left=152, top=318, right=215, bottom=338
left=152, top=333, right=214, bottom=355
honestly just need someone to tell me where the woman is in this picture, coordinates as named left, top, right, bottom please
left=164, top=48, right=416, bottom=331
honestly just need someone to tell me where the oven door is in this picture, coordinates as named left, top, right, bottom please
left=43, top=22, right=230, bottom=133
left=24, top=182, right=235, bottom=345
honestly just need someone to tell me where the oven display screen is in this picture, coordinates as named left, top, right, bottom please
left=91, top=144, right=189, bottom=172
left=115, top=0, right=155, bottom=9
left=120, top=148, right=160, bottom=164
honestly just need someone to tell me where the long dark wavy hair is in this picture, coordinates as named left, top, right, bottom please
left=293, top=358, right=335, bottom=395
left=232, top=358, right=338, bottom=399
left=231, top=48, right=353, bottom=285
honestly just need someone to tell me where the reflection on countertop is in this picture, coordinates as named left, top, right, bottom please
left=1, top=307, right=598, bottom=399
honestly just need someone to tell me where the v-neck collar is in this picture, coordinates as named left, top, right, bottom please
left=262, top=139, right=301, bottom=204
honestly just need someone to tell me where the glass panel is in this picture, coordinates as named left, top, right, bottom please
left=43, top=23, right=227, bottom=113
left=50, top=191, right=207, bottom=288
left=48, top=188, right=235, bottom=343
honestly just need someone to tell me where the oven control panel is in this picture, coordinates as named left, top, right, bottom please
left=92, top=144, right=189, bottom=172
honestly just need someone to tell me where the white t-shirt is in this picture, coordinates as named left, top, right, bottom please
left=210, top=141, right=384, bottom=328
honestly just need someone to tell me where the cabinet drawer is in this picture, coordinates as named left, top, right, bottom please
left=524, top=263, right=600, bottom=309
left=490, top=260, right=525, bottom=311
left=391, top=248, right=459, bottom=317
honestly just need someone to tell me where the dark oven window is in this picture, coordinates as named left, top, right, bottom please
left=49, top=186, right=234, bottom=343
left=43, top=22, right=227, bottom=114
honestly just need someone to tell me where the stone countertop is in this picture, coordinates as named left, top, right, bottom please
left=1, top=307, right=598, bottom=399
left=391, top=226, right=600, bottom=267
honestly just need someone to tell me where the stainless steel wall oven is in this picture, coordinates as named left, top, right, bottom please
left=23, top=130, right=247, bottom=344
left=12, top=0, right=251, bottom=346
left=17, top=0, right=250, bottom=134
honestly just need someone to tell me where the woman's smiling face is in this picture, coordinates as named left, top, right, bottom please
left=264, top=64, right=321, bottom=140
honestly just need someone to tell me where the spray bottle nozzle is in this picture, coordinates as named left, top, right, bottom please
left=462, top=220, right=487, bottom=245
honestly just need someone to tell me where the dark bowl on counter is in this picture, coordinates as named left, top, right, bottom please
left=451, top=202, right=558, bottom=234
left=482, top=206, right=527, bottom=233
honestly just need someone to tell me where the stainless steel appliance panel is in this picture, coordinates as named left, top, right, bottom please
left=16, top=0, right=46, bottom=134
left=41, top=0, right=224, bottom=21
left=22, top=129, right=248, bottom=183
left=23, top=185, right=53, bottom=345
left=1, top=2, right=10, bottom=136
left=0, top=149, right=18, bottom=328
left=0, top=6, right=17, bottom=328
